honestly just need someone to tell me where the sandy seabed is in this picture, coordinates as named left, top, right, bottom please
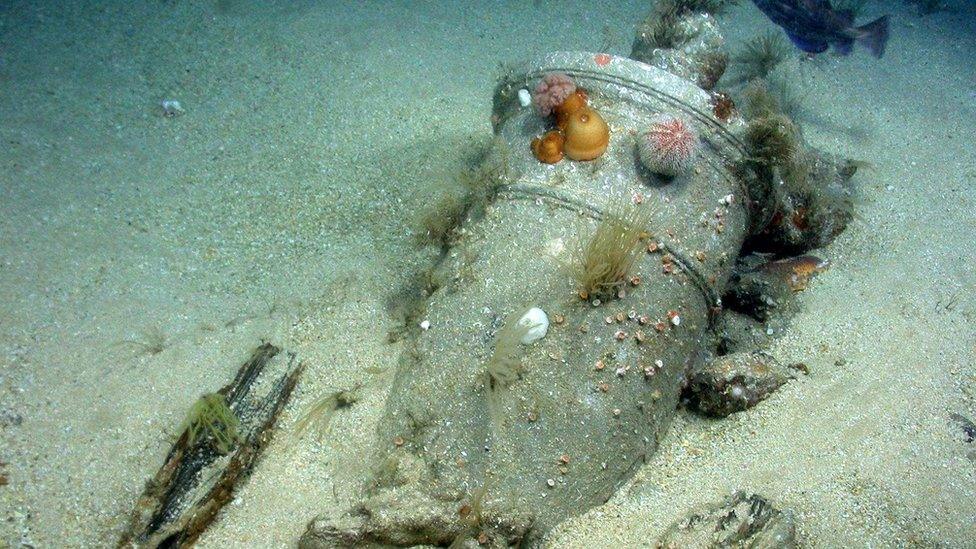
left=1, top=1, right=974, bottom=547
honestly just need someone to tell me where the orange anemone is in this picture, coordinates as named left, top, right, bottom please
left=531, top=130, right=565, bottom=164
left=563, top=108, right=609, bottom=161
left=555, top=89, right=589, bottom=131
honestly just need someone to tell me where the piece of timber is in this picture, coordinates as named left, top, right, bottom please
left=119, top=342, right=304, bottom=548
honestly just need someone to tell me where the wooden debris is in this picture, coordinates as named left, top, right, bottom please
left=118, top=343, right=304, bottom=548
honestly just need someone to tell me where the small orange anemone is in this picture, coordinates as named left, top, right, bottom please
left=563, top=108, right=609, bottom=161
left=531, top=130, right=565, bottom=164
left=555, top=89, right=589, bottom=131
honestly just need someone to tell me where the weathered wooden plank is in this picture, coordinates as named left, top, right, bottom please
left=119, top=342, right=304, bottom=548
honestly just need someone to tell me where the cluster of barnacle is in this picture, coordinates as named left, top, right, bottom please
left=595, top=306, right=684, bottom=349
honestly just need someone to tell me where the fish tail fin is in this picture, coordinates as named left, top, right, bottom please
left=856, top=15, right=889, bottom=58
left=834, top=37, right=854, bottom=56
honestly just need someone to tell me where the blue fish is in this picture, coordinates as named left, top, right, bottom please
left=751, top=0, right=889, bottom=58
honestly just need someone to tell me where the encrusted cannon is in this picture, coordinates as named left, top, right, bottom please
left=301, top=36, right=853, bottom=546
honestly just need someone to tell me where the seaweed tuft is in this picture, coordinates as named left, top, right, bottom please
left=745, top=114, right=799, bottom=168
left=733, top=31, right=791, bottom=83
left=740, top=71, right=806, bottom=122
left=293, top=387, right=359, bottom=442
left=645, top=3, right=693, bottom=49
left=486, top=309, right=534, bottom=389
left=642, top=0, right=738, bottom=49
left=120, top=325, right=168, bottom=357
left=569, top=198, right=652, bottom=301
left=642, top=0, right=739, bottom=49
left=182, top=393, right=242, bottom=454
left=414, top=138, right=511, bottom=247
left=745, top=113, right=811, bottom=189
left=416, top=193, right=467, bottom=246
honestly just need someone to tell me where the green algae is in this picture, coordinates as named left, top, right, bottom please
left=181, top=393, right=242, bottom=455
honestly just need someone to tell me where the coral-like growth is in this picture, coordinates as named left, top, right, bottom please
left=532, top=72, right=576, bottom=117
left=637, top=114, right=700, bottom=177
left=182, top=393, right=242, bottom=454
left=570, top=199, right=652, bottom=301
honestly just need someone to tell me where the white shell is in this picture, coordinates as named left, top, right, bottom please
left=160, top=99, right=185, bottom=117
left=517, top=307, right=549, bottom=344
left=517, top=88, right=532, bottom=108
left=419, top=320, right=431, bottom=330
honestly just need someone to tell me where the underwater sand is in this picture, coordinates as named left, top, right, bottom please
left=0, top=0, right=973, bottom=547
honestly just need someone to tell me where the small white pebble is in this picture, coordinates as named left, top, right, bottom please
left=670, top=315, right=681, bottom=326
left=518, top=88, right=532, bottom=107
left=419, top=320, right=431, bottom=330
left=720, top=193, right=734, bottom=205
left=160, top=99, right=185, bottom=117
left=546, top=478, right=556, bottom=487
left=655, top=359, right=664, bottom=368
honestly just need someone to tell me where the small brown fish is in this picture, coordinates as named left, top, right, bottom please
left=759, top=255, right=829, bottom=291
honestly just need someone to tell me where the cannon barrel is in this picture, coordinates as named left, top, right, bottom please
left=303, top=51, right=758, bottom=546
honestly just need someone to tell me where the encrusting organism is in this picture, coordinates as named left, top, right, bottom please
left=529, top=72, right=610, bottom=163
left=532, top=72, right=577, bottom=117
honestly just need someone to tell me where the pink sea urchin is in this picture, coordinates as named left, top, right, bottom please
left=532, top=72, right=576, bottom=117
left=637, top=114, right=700, bottom=177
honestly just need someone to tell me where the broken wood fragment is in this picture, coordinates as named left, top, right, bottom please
left=119, top=342, right=304, bottom=548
